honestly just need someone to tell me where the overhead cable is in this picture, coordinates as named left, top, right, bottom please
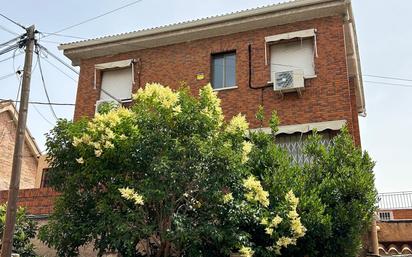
left=43, top=0, right=144, bottom=36
left=0, top=13, right=26, bottom=30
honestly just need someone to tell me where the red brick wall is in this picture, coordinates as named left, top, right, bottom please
left=0, top=188, right=58, bottom=215
left=73, top=15, right=360, bottom=143
left=392, top=209, right=412, bottom=220
left=0, top=111, right=38, bottom=190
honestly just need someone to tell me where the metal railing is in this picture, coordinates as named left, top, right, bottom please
left=378, top=191, right=412, bottom=210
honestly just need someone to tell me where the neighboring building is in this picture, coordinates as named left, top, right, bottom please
left=375, top=191, right=412, bottom=256
left=59, top=0, right=365, bottom=154
left=0, top=100, right=42, bottom=190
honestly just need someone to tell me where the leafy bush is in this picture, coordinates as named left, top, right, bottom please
left=0, top=204, right=38, bottom=257
left=39, top=84, right=305, bottom=257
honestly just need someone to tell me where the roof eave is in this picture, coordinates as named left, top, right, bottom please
left=59, top=0, right=348, bottom=66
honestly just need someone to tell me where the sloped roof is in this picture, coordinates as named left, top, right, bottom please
left=0, top=100, right=41, bottom=158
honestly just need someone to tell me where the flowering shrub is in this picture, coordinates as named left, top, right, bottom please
left=40, top=84, right=305, bottom=257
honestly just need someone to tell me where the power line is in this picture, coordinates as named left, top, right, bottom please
left=363, top=74, right=412, bottom=83
left=0, top=13, right=26, bottom=30
left=40, top=32, right=86, bottom=40
left=36, top=47, right=58, bottom=119
left=0, top=42, right=20, bottom=57
left=32, top=104, right=54, bottom=126
left=364, top=80, right=412, bottom=89
left=0, top=34, right=25, bottom=49
left=0, top=72, right=17, bottom=81
left=37, top=43, right=79, bottom=74
left=0, top=99, right=75, bottom=106
left=0, top=24, right=19, bottom=36
left=41, top=56, right=77, bottom=82
left=44, top=0, right=144, bottom=36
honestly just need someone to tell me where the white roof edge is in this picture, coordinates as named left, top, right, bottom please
left=250, top=120, right=347, bottom=135
left=58, top=0, right=343, bottom=51
left=0, top=101, right=41, bottom=158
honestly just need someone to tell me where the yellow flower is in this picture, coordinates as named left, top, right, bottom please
left=76, top=157, right=84, bottom=164
left=227, top=114, right=249, bottom=134
left=265, top=227, right=274, bottom=235
left=285, top=190, right=299, bottom=207
left=276, top=237, right=293, bottom=248
left=239, top=246, right=254, bottom=257
left=260, top=217, right=269, bottom=225
left=199, top=84, right=224, bottom=124
left=270, top=215, right=283, bottom=228
left=103, top=141, right=114, bottom=149
left=72, top=137, right=82, bottom=147
left=119, top=187, right=144, bottom=206
left=95, top=149, right=103, bottom=157
left=243, top=176, right=269, bottom=207
left=222, top=192, right=234, bottom=203
left=241, top=141, right=253, bottom=164
left=134, top=83, right=179, bottom=109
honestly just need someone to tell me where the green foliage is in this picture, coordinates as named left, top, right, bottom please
left=247, top=116, right=377, bottom=257
left=39, top=84, right=376, bottom=257
left=0, top=204, right=38, bottom=257
left=39, top=84, right=303, bottom=257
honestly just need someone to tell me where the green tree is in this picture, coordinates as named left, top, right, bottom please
left=39, top=84, right=304, bottom=257
left=0, top=204, right=38, bottom=257
left=247, top=114, right=377, bottom=257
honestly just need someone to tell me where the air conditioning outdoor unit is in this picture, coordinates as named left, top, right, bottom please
left=95, top=99, right=119, bottom=114
left=273, top=69, right=305, bottom=94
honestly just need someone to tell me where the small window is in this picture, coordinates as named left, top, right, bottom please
left=270, top=38, right=315, bottom=82
left=211, top=52, right=236, bottom=89
left=378, top=211, right=393, bottom=221
left=40, top=168, right=50, bottom=188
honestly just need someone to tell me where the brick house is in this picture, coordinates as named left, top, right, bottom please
left=1, top=0, right=372, bottom=256
left=0, top=100, right=42, bottom=190
left=58, top=0, right=365, bottom=153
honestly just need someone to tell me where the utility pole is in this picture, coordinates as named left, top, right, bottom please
left=1, top=25, right=35, bottom=257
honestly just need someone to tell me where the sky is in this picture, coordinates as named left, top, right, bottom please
left=0, top=0, right=411, bottom=193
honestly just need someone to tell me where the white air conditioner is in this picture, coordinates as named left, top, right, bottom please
left=95, top=99, right=119, bottom=114
left=273, top=70, right=305, bottom=93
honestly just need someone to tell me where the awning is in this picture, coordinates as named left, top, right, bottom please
left=94, top=59, right=136, bottom=90
left=265, top=28, right=317, bottom=65
left=95, top=59, right=134, bottom=70
left=250, top=120, right=346, bottom=135
left=265, top=28, right=316, bottom=43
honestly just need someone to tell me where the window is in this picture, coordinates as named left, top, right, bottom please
left=276, top=131, right=333, bottom=165
left=211, top=52, right=236, bottom=89
left=270, top=38, right=315, bottom=82
left=100, top=67, right=133, bottom=101
left=378, top=211, right=393, bottom=221
left=40, top=168, right=50, bottom=188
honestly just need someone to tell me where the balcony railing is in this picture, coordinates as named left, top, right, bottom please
left=378, top=191, right=412, bottom=210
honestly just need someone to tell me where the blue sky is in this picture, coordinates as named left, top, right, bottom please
left=0, top=0, right=411, bottom=193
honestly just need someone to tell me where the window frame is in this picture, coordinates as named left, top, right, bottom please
left=210, top=50, right=237, bottom=91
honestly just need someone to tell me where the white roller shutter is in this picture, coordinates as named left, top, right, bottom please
left=100, top=68, right=133, bottom=101
left=270, top=38, right=315, bottom=82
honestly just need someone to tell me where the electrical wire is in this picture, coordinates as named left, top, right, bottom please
left=364, top=80, right=412, bottom=89
left=0, top=52, right=23, bottom=63
left=0, top=34, right=25, bottom=48
left=0, top=24, right=19, bottom=36
left=0, top=42, right=20, bottom=56
left=41, top=56, right=77, bottom=82
left=0, top=72, right=17, bottom=81
left=32, top=104, right=54, bottom=126
left=0, top=13, right=26, bottom=30
left=43, top=0, right=144, bottom=37
left=363, top=74, right=412, bottom=83
left=36, top=46, right=58, bottom=120
left=36, top=43, right=79, bottom=74
left=0, top=99, right=75, bottom=106
left=40, top=32, right=86, bottom=40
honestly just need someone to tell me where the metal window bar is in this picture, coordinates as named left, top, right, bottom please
left=378, top=191, right=412, bottom=210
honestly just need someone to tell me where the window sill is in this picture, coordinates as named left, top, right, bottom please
left=213, top=86, right=238, bottom=92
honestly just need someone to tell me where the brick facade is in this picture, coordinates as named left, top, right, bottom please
left=73, top=16, right=361, bottom=144
left=392, top=209, right=412, bottom=220
left=0, top=111, right=39, bottom=190
left=0, top=188, right=58, bottom=215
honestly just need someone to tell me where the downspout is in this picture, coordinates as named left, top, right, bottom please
left=370, top=214, right=380, bottom=257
